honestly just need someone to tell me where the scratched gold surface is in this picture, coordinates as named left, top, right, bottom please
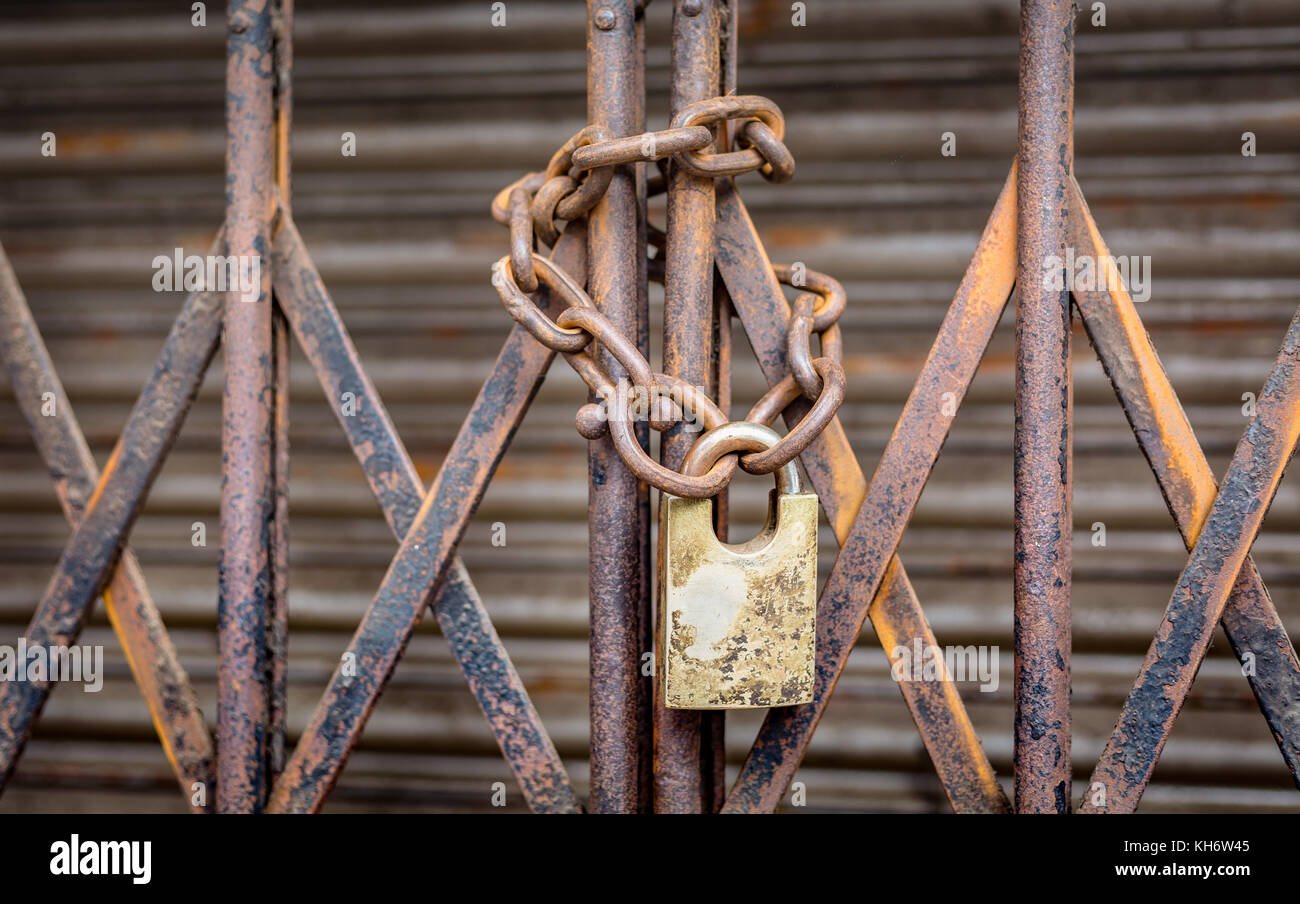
left=659, top=490, right=818, bottom=709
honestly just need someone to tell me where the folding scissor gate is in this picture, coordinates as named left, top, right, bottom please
left=0, top=0, right=1296, bottom=814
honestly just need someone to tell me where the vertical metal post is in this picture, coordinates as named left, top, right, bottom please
left=586, top=0, right=648, bottom=814
left=703, top=287, right=731, bottom=813
left=701, top=0, right=737, bottom=814
left=656, top=0, right=720, bottom=813
left=220, top=0, right=276, bottom=813
left=1014, top=0, right=1074, bottom=814
left=266, top=0, right=293, bottom=786
left=632, top=2, right=655, bottom=816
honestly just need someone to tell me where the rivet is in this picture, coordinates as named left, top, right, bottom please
left=682, top=0, right=704, bottom=17
left=594, top=8, right=617, bottom=30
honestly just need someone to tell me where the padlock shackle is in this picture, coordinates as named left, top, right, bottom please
left=680, top=421, right=803, bottom=495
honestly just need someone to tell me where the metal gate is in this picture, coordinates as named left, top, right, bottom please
left=0, top=0, right=1296, bottom=814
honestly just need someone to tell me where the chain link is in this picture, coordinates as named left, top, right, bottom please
left=488, top=96, right=844, bottom=498
left=670, top=95, right=792, bottom=182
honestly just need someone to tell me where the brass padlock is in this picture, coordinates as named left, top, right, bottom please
left=659, top=422, right=817, bottom=710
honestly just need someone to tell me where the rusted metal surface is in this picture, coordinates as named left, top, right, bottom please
left=585, top=0, right=648, bottom=815
left=1076, top=285, right=1300, bottom=813
left=1081, top=310, right=1300, bottom=811
left=1069, top=178, right=1300, bottom=788
left=4, top=0, right=1298, bottom=818
left=713, top=185, right=865, bottom=539
left=0, top=244, right=215, bottom=811
left=493, top=259, right=753, bottom=504
left=633, top=6, right=653, bottom=816
left=655, top=0, right=722, bottom=815
left=570, top=127, right=711, bottom=170
left=219, top=0, right=276, bottom=813
left=670, top=95, right=790, bottom=182
left=266, top=0, right=293, bottom=788
left=272, top=0, right=293, bottom=213
left=267, top=306, right=289, bottom=785
left=481, top=12, right=841, bottom=811
left=706, top=18, right=736, bottom=811
left=265, top=222, right=585, bottom=813
left=271, top=214, right=581, bottom=813
left=0, top=281, right=222, bottom=789
left=716, top=175, right=1015, bottom=814
left=705, top=5, right=735, bottom=800
left=741, top=365, right=846, bottom=477
left=1014, top=0, right=1074, bottom=815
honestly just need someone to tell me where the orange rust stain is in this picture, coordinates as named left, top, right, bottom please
left=84, top=444, right=122, bottom=513
left=764, top=225, right=841, bottom=246
left=1242, top=193, right=1285, bottom=210
left=57, top=130, right=134, bottom=157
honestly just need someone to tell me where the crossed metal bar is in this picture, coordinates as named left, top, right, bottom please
left=0, top=0, right=1296, bottom=814
left=1068, top=179, right=1300, bottom=793
left=0, top=214, right=585, bottom=813
left=266, top=215, right=585, bottom=813
left=1069, top=178, right=1300, bottom=811
left=718, top=165, right=1300, bottom=813
left=715, top=172, right=1017, bottom=813
left=5, top=161, right=1293, bottom=814
left=0, top=253, right=223, bottom=796
left=0, top=246, right=216, bottom=811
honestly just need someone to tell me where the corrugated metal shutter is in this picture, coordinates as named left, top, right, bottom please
left=0, top=0, right=1297, bottom=812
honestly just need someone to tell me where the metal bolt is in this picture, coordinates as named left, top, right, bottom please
left=682, top=0, right=704, bottom=17
left=595, top=8, right=617, bottom=30
left=575, top=404, right=609, bottom=440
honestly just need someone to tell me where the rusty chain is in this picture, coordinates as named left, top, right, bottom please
left=489, top=95, right=847, bottom=498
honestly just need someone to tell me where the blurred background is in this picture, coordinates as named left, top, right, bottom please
left=0, top=0, right=1298, bottom=812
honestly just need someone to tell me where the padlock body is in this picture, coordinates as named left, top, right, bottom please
left=659, top=489, right=817, bottom=709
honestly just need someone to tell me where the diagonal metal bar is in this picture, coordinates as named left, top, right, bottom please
left=266, top=220, right=585, bottom=814
left=716, top=178, right=863, bottom=542
left=715, top=169, right=1017, bottom=814
left=270, top=213, right=581, bottom=813
left=1076, top=270, right=1300, bottom=814
left=0, top=243, right=216, bottom=809
left=267, top=305, right=290, bottom=785
left=0, top=275, right=223, bottom=789
left=1079, top=328, right=1300, bottom=812
left=1069, top=177, right=1300, bottom=788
